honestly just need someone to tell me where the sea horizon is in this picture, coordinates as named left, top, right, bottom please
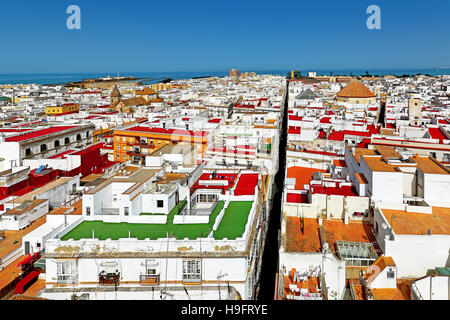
left=0, top=68, right=449, bottom=85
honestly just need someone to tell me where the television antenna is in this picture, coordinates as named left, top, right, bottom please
left=217, top=271, right=228, bottom=300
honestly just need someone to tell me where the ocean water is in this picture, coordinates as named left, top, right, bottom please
left=0, top=68, right=448, bottom=85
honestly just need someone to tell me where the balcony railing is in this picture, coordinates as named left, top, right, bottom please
left=184, top=199, right=218, bottom=216
left=98, top=208, right=120, bottom=215
left=139, top=274, right=160, bottom=284
left=182, top=274, right=202, bottom=283
left=57, top=275, right=78, bottom=284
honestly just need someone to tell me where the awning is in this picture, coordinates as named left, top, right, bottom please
left=14, top=271, right=40, bottom=294
left=17, top=254, right=32, bottom=267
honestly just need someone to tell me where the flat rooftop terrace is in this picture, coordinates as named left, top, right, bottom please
left=7, top=177, right=75, bottom=205
left=5, top=126, right=78, bottom=142
left=411, top=156, right=450, bottom=175
left=284, top=217, right=377, bottom=254
left=60, top=201, right=253, bottom=241
left=381, top=207, right=450, bottom=235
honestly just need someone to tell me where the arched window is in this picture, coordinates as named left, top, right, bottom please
left=65, top=137, right=70, bottom=145
left=40, top=144, right=47, bottom=152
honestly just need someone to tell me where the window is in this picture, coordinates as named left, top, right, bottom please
left=25, top=148, right=32, bottom=156
left=182, top=260, right=201, bottom=282
left=124, top=207, right=129, bottom=216
left=86, top=207, right=91, bottom=216
left=387, top=269, right=395, bottom=278
left=145, top=260, right=158, bottom=275
left=444, top=154, right=450, bottom=162
left=157, top=200, right=164, bottom=208
left=57, top=260, right=77, bottom=284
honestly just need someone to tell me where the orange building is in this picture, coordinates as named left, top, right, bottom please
left=113, top=126, right=210, bottom=164
left=150, top=83, right=187, bottom=92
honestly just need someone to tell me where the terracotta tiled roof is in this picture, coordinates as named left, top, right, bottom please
left=136, top=87, right=157, bottom=95
left=371, top=279, right=411, bottom=300
left=381, top=207, right=450, bottom=235
left=285, top=217, right=321, bottom=252
left=322, top=220, right=377, bottom=252
left=118, top=97, right=148, bottom=107
left=337, top=80, right=376, bottom=98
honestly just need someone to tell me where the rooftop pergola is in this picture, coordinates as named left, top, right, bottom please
left=336, top=241, right=378, bottom=267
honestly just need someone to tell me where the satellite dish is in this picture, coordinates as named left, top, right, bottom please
left=382, top=223, right=388, bottom=230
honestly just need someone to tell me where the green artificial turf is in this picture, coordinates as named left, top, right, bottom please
left=61, top=201, right=225, bottom=241
left=213, top=201, right=253, bottom=240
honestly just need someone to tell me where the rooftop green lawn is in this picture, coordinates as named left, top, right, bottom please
left=213, top=201, right=253, bottom=240
left=61, top=201, right=225, bottom=241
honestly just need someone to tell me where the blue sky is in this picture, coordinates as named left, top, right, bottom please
left=0, top=0, right=449, bottom=73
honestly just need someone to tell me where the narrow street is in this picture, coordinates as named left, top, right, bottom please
left=256, top=79, right=288, bottom=300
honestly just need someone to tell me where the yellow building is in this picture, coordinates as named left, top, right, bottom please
left=45, top=103, right=80, bottom=115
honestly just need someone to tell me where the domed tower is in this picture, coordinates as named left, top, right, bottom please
left=110, top=85, right=122, bottom=108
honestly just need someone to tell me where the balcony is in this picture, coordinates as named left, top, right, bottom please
left=57, top=275, right=78, bottom=285
left=99, top=272, right=120, bottom=285
left=127, top=150, right=142, bottom=156
left=125, top=141, right=152, bottom=148
left=98, top=208, right=120, bottom=215
left=182, top=274, right=202, bottom=283
left=139, top=274, right=160, bottom=285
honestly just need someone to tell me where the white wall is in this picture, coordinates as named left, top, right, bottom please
left=384, top=235, right=450, bottom=278
left=45, top=256, right=249, bottom=299
left=370, top=265, right=397, bottom=289
left=413, top=276, right=449, bottom=300
left=0, top=142, right=20, bottom=169
left=0, top=200, right=48, bottom=230
left=423, top=173, right=450, bottom=207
